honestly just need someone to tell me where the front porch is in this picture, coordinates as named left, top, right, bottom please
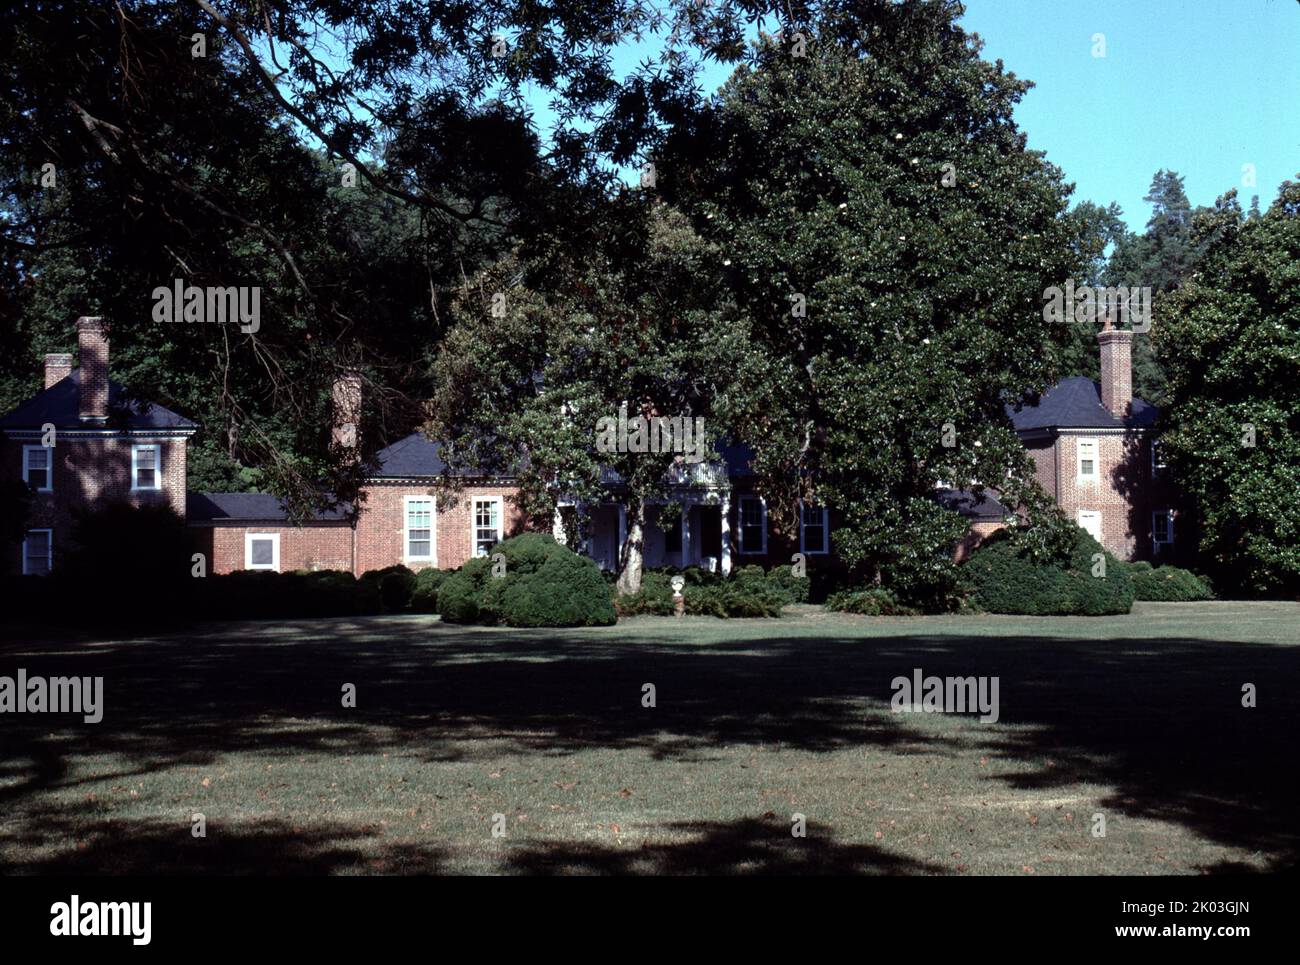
left=562, top=496, right=734, bottom=576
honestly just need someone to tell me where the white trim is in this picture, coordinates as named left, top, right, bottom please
left=1077, top=509, right=1103, bottom=544
left=736, top=494, right=767, bottom=555
left=470, top=495, right=504, bottom=558
left=1075, top=438, right=1098, bottom=483
left=130, top=443, right=162, bottom=491
left=403, top=495, right=436, bottom=565
left=22, top=445, right=53, bottom=493
left=244, top=532, right=281, bottom=571
left=1152, top=509, right=1175, bottom=547
left=798, top=501, right=830, bottom=555
left=22, top=528, right=53, bottom=575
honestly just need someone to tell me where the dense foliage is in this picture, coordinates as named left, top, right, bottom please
left=437, top=533, right=616, bottom=627
left=963, top=528, right=1135, bottom=616
left=1123, top=561, right=1214, bottom=602
left=1155, top=180, right=1300, bottom=596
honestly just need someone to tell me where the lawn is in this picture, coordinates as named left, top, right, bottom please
left=1, top=602, right=1297, bottom=875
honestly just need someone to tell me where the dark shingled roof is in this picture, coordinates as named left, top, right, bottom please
left=1007, top=376, right=1158, bottom=431
left=371, top=432, right=454, bottom=478
left=0, top=369, right=196, bottom=430
left=936, top=488, right=1010, bottom=521
left=186, top=492, right=351, bottom=523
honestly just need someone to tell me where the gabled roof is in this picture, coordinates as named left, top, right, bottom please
left=186, top=492, right=351, bottom=523
left=370, top=431, right=516, bottom=478
left=1006, top=376, right=1158, bottom=432
left=0, top=369, right=196, bottom=431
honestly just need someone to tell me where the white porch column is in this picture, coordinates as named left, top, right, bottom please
left=720, top=493, right=732, bottom=576
left=617, top=504, right=627, bottom=570
left=681, top=503, right=692, bottom=569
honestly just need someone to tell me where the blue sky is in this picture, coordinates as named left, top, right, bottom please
left=591, top=0, right=1300, bottom=231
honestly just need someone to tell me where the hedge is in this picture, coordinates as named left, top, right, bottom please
left=410, top=567, right=449, bottom=612
left=437, top=533, right=616, bottom=627
left=824, top=588, right=918, bottom=616
left=611, top=563, right=804, bottom=618
left=1125, top=561, right=1215, bottom=602
left=962, top=528, right=1135, bottom=615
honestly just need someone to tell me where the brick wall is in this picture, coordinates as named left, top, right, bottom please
left=354, top=482, right=527, bottom=574
left=195, top=523, right=354, bottom=575
left=3, top=434, right=187, bottom=573
left=1051, top=430, right=1149, bottom=560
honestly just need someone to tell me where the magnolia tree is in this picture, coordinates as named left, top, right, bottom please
left=1155, top=181, right=1300, bottom=596
left=425, top=203, right=742, bottom=594
left=661, top=0, right=1082, bottom=596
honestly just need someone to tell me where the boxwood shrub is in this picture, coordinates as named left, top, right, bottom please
left=438, top=534, right=616, bottom=627
left=360, top=565, right=418, bottom=611
left=612, top=564, right=797, bottom=618
left=824, top=588, right=917, bottom=616
left=193, top=569, right=383, bottom=620
left=1125, top=561, right=1214, bottom=601
left=962, top=528, right=1135, bottom=615
left=409, top=567, right=449, bottom=612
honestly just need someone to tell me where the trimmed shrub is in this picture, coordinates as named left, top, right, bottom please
left=824, top=588, right=917, bottom=616
left=410, top=567, right=449, bottom=612
left=963, top=528, right=1135, bottom=615
left=612, top=570, right=677, bottom=617
left=192, top=569, right=381, bottom=620
left=766, top=564, right=811, bottom=604
left=1127, top=562, right=1214, bottom=602
left=359, top=565, right=416, bottom=611
left=683, top=581, right=785, bottom=618
left=438, top=534, right=616, bottom=627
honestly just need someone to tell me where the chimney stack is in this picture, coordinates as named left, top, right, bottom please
left=331, top=371, right=363, bottom=451
left=1097, top=314, right=1133, bottom=418
left=77, top=316, right=109, bottom=421
left=44, top=353, right=73, bottom=389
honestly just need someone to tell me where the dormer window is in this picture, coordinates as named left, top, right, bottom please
left=22, top=445, right=52, bottom=492
left=131, top=444, right=161, bottom=491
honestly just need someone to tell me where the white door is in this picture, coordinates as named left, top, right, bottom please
left=1077, top=510, right=1103, bottom=545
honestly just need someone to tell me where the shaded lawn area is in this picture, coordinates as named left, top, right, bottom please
left=1, top=601, right=1297, bottom=875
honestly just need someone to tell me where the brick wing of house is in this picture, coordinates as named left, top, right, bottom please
left=0, top=317, right=196, bottom=575
left=1007, top=320, right=1175, bottom=561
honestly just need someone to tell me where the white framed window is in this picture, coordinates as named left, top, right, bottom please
left=131, top=444, right=162, bottom=491
left=404, top=496, right=435, bottom=563
left=1076, top=439, right=1098, bottom=483
left=472, top=496, right=503, bottom=557
left=22, top=445, right=52, bottom=492
left=737, top=495, right=767, bottom=555
left=1151, top=439, right=1168, bottom=475
left=22, top=529, right=52, bottom=575
left=1153, top=510, right=1174, bottom=546
left=1077, top=510, right=1103, bottom=545
left=244, top=532, right=280, bottom=571
left=799, top=501, right=829, bottom=555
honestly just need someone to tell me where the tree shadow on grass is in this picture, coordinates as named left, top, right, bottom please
left=506, top=816, right=943, bottom=875
left=1, top=612, right=1298, bottom=872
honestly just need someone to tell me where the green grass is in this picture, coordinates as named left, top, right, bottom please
left=2, top=602, right=1297, bottom=874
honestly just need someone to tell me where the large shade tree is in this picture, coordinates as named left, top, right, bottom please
left=1155, top=179, right=1300, bottom=596
left=660, top=0, right=1083, bottom=596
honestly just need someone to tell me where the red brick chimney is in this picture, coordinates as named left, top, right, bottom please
left=331, top=371, right=363, bottom=451
left=1097, top=314, right=1133, bottom=418
left=77, top=316, right=109, bottom=421
left=44, top=353, right=73, bottom=389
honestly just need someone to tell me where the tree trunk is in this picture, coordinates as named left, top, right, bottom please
left=616, top=499, right=645, bottom=595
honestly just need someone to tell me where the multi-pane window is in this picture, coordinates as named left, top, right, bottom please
left=1153, top=510, right=1174, bottom=546
left=22, top=445, right=51, bottom=492
left=473, top=498, right=502, bottom=557
left=800, top=503, right=829, bottom=555
left=23, top=529, right=52, bottom=575
left=132, top=444, right=161, bottom=490
left=1076, top=439, right=1098, bottom=481
left=737, top=495, right=766, bottom=554
left=405, top=497, right=433, bottom=562
left=244, top=533, right=280, bottom=571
